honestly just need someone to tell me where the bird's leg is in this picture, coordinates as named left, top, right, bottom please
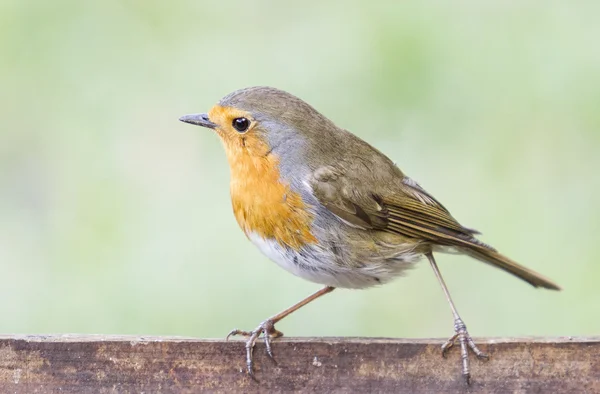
left=227, top=286, right=335, bottom=378
left=426, top=253, right=489, bottom=384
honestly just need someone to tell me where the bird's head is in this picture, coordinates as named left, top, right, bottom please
left=180, top=86, right=337, bottom=162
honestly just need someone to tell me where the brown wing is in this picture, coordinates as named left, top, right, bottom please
left=310, top=167, right=493, bottom=251
left=310, top=165, right=561, bottom=290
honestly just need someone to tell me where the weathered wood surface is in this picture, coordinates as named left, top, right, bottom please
left=0, top=335, right=597, bottom=393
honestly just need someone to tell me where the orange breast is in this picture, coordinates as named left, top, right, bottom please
left=224, top=137, right=317, bottom=251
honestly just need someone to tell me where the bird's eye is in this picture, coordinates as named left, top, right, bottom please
left=232, top=117, right=250, bottom=133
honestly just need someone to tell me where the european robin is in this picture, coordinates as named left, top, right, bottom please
left=180, top=86, right=560, bottom=384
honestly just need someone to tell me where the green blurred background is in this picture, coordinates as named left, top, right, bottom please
left=1, top=1, right=598, bottom=341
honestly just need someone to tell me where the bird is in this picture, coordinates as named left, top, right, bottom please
left=179, top=86, right=560, bottom=384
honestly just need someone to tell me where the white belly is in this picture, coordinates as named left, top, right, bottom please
left=247, top=231, right=419, bottom=289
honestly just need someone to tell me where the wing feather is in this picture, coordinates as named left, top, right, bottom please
left=310, top=167, right=492, bottom=251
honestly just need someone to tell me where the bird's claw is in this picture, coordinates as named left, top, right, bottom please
left=441, top=318, right=489, bottom=385
left=441, top=333, right=458, bottom=358
left=226, top=319, right=283, bottom=377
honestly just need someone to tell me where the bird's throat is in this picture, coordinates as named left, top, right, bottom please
left=226, top=143, right=317, bottom=251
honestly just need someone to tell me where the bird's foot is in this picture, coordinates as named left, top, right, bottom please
left=226, top=319, right=284, bottom=379
left=441, top=318, right=489, bottom=385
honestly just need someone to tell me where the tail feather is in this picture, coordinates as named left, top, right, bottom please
left=463, top=248, right=561, bottom=290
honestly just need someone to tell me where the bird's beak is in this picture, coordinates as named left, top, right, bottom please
left=179, top=113, right=217, bottom=129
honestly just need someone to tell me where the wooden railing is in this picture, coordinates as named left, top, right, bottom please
left=0, top=335, right=597, bottom=393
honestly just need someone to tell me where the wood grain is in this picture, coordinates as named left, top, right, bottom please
left=0, top=335, right=597, bottom=393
